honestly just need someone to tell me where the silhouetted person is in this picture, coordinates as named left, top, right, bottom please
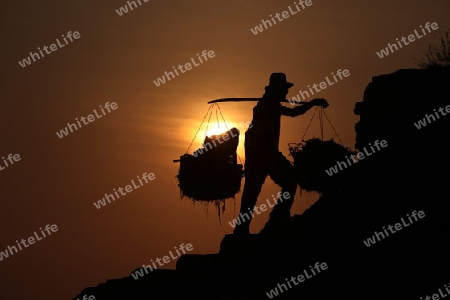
left=233, top=73, right=329, bottom=235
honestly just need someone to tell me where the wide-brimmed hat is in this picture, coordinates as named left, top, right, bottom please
left=265, top=72, right=294, bottom=89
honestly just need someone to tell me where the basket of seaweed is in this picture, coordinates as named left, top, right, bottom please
left=176, top=127, right=244, bottom=201
left=288, top=107, right=355, bottom=194
left=289, top=138, right=355, bottom=193
left=173, top=103, right=246, bottom=222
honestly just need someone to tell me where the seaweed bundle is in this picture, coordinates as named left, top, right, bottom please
left=289, top=138, right=355, bottom=194
left=176, top=128, right=244, bottom=202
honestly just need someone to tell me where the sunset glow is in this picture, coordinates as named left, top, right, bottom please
left=3, top=1, right=450, bottom=299
left=187, top=121, right=246, bottom=158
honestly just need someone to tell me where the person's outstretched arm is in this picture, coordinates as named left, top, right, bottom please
left=280, top=98, right=329, bottom=117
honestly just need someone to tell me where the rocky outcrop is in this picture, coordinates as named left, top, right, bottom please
left=354, top=68, right=450, bottom=150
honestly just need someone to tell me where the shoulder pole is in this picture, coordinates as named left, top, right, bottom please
left=207, top=98, right=291, bottom=104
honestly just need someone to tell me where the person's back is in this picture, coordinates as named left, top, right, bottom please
left=247, top=98, right=283, bottom=153
left=233, top=72, right=329, bottom=236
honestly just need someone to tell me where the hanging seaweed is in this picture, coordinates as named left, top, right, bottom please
left=289, top=107, right=355, bottom=194
left=174, top=104, right=244, bottom=219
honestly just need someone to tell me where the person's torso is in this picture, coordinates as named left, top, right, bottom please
left=246, top=99, right=282, bottom=150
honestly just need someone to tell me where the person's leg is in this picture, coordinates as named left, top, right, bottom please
left=233, top=159, right=267, bottom=235
left=267, top=152, right=297, bottom=220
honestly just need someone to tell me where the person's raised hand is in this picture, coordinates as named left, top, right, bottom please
left=311, top=98, right=329, bottom=108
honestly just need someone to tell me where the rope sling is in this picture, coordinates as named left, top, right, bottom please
left=185, top=103, right=243, bottom=166
left=290, top=106, right=343, bottom=149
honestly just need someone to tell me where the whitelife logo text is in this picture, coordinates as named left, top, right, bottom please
left=130, top=243, right=194, bottom=279
left=18, top=31, right=81, bottom=68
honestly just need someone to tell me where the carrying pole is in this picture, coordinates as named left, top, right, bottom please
left=172, top=98, right=311, bottom=162
left=207, top=97, right=312, bottom=104
left=208, top=98, right=291, bottom=104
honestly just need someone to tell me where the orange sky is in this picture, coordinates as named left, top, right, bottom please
left=1, top=0, right=450, bottom=299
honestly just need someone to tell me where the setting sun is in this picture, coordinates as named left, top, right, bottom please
left=187, top=120, right=247, bottom=160
left=204, top=122, right=238, bottom=136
